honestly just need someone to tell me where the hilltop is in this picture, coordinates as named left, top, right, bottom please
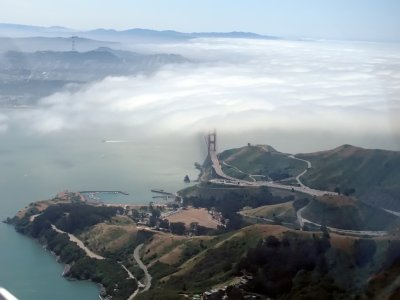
left=297, top=144, right=400, bottom=211
left=302, top=194, right=399, bottom=231
left=211, top=144, right=400, bottom=212
left=216, top=144, right=307, bottom=182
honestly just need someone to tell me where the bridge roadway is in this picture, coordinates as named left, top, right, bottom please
left=208, top=150, right=337, bottom=197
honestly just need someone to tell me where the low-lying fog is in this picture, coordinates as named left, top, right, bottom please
left=1, top=38, right=399, bottom=153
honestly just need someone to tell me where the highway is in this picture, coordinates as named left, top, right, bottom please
left=209, top=150, right=391, bottom=236
left=208, top=150, right=337, bottom=197
left=288, top=155, right=311, bottom=188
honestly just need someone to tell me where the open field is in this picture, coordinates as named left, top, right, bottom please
left=78, top=216, right=139, bottom=253
left=166, top=207, right=221, bottom=229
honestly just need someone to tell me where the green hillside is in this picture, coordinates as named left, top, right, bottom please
left=241, top=201, right=298, bottom=224
left=9, top=196, right=400, bottom=300
left=218, top=145, right=307, bottom=181
left=137, top=224, right=400, bottom=300
left=297, top=145, right=400, bottom=210
left=302, top=195, right=398, bottom=231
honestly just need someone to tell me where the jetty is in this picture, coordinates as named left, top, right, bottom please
left=79, top=190, right=129, bottom=195
left=151, top=189, right=175, bottom=196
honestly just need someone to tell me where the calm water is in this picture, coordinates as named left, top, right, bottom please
left=0, top=127, right=203, bottom=299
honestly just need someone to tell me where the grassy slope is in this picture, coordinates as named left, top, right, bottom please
left=297, top=144, right=400, bottom=210
left=78, top=216, right=138, bottom=254
left=241, top=201, right=297, bottom=223
left=155, top=225, right=290, bottom=292
left=218, top=145, right=307, bottom=179
left=137, top=224, right=399, bottom=299
left=302, top=195, right=398, bottom=231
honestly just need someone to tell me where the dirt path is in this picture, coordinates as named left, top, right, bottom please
left=51, top=225, right=105, bottom=259
left=121, top=263, right=144, bottom=300
left=133, top=243, right=152, bottom=292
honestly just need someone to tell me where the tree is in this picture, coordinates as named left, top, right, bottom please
left=320, top=225, right=330, bottom=239
left=189, top=222, right=199, bottom=234
left=159, top=219, right=170, bottom=230
left=344, top=188, right=356, bottom=196
left=170, top=222, right=186, bottom=235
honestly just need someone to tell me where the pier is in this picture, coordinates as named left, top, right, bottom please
left=150, top=189, right=175, bottom=196
left=79, top=190, right=129, bottom=195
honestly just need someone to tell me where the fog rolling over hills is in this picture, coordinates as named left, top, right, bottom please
left=0, top=37, right=120, bottom=53
left=0, top=23, right=399, bottom=152
left=0, top=47, right=188, bottom=107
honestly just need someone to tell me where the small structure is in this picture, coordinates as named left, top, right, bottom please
left=184, top=175, right=190, bottom=183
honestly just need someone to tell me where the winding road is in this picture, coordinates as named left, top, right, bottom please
left=288, top=155, right=311, bottom=188
left=208, top=149, right=390, bottom=237
left=51, top=225, right=105, bottom=260
left=296, top=205, right=387, bottom=237
left=51, top=225, right=145, bottom=299
left=209, top=150, right=337, bottom=197
left=133, top=243, right=152, bottom=292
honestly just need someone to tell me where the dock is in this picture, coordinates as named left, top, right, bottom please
left=79, top=190, right=129, bottom=195
left=150, top=189, right=175, bottom=196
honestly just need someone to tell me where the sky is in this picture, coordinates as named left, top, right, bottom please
left=1, top=0, right=400, bottom=42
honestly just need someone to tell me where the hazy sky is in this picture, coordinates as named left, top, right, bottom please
left=1, top=0, right=400, bottom=41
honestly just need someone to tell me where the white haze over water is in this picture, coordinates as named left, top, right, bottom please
left=3, top=38, right=400, bottom=152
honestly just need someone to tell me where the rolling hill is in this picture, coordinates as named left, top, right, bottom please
left=297, top=145, right=400, bottom=211
left=301, top=195, right=398, bottom=231
left=217, top=145, right=307, bottom=181
left=9, top=192, right=400, bottom=300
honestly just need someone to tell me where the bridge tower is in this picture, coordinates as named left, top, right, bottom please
left=207, top=131, right=217, bottom=154
left=71, top=36, right=78, bottom=52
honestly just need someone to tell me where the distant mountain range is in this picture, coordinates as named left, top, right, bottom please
left=0, top=23, right=279, bottom=42
left=0, top=47, right=188, bottom=107
left=0, top=36, right=120, bottom=52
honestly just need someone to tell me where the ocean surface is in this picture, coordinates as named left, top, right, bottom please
left=0, top=128, right=203, bottom=300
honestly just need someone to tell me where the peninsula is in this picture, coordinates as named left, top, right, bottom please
left=6, top=139, right=400, bottom=300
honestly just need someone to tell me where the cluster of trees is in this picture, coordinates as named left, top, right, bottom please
left=37, top=203, right=118, bottom=234
left=268, top=170, right=291, bottom=181
left=334, top=186, right=356, bottom=196
left=157, top=219, right=210, bottom=236
left=166, top=236, right=249, bottom=291
left=44, top=229, right=85, bottom=263
left=185, top=186, right=286, bottom=210
left=184, top=187, right=295, bottom=231
left=69, top=257, right=136, bottom=299
left=235, top=235, right=332, bottom=298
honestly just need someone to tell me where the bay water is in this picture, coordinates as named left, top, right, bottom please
left=0, top=127, right=203, bottom=299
